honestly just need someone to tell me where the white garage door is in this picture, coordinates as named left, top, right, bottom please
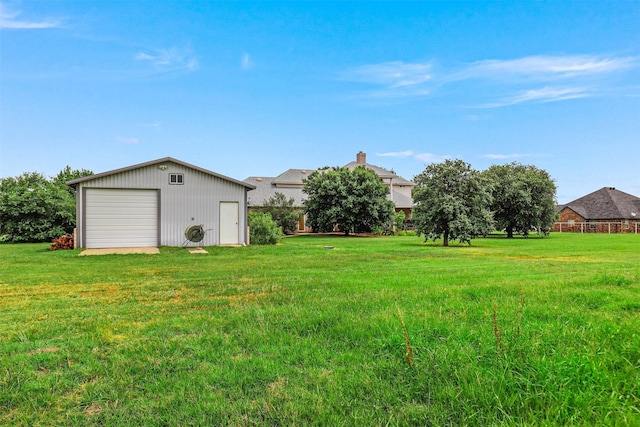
left=85, top=189, right=158, bottom=248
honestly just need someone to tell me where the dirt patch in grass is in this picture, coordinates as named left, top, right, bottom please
left=84, top=402, right=103, bottom=416
left=27, top=346, right=59, bottom=355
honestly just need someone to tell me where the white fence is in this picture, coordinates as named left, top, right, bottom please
left=554, top=221, right=638, bottom=234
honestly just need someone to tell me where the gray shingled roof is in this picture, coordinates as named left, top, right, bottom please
left=273, top=169, right=318, bottom=185
left=392, top=190, right=414, bottom=209
left=562, top=187, right=640, bottom=220
left=244, top=176, right=307, bottom=207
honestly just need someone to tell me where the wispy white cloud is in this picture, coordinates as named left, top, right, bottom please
left=241, top=53, right=253, bottom=70
left=0, top=3, right=63, bottom=29
left=345, top=54, right=637, bottom=106
left=480, top=86, right=590, bottom=108
left=458, top=55, right=637, bottom=81
left=141, top=122, right=162, bottom=129
left=351, top=62, right=432, bottom=87
left=115, top=136, right=140, bottom=145
left=135, top=47, right=198, bottom=73
left=376, top=150, right=415, bottom=158
left=454, top=55, right=636, bottom=107
left=344, top=61, right=433, bottom=98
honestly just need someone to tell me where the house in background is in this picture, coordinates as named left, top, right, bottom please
left=554, top=187, right=640, bottom=233
left=244, top=168, right=315, bottom=232
left=67, top=157, right=255, bottom=248
left=244, top=151, right=415, bottom=232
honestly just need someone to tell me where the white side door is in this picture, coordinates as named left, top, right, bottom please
left=219, top=202, right=239, bottom=245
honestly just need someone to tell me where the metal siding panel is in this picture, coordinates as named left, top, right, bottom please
left=78, top=186, right=85, bottom=248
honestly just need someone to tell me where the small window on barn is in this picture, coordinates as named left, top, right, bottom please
left=625, top=220, right=630, bottom=229
left=589, top=222, right=596, bottom=230
left=169, top=173, right=184, bottom=185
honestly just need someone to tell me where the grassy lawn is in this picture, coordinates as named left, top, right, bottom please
left=1, top=233, right=639, bottom=426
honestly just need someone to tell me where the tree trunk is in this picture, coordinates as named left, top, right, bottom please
left=507, top=223, right=514, bottom=238
left=443, top=230, right=449, bottom=246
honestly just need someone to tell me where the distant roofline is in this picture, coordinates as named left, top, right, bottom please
left=561, top=186, right=640, bottom=220
left=343, top=162, right=413, bottom=184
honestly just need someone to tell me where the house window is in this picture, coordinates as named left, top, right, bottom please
left=625, top=220, right=630, bottom=229
left=169, top=173, right=184, bottom=185
left=589, top=222, right=596, bottom=230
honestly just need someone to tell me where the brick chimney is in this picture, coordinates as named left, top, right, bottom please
left=356, top=151, right=366, bottom=164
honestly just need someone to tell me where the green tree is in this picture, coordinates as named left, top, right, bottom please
left=303, top=166, right=395, bottom=235
left=484, top=162, right=557, bottom=238
left=0, top=167, right=93, bottom=243
left=412, top=159, right=494, bottom=246
left=261, top=192, right=300, bottom=235
left=52, top=165, right=94, bottom=196
left=248, top=212, right=283, bottom=245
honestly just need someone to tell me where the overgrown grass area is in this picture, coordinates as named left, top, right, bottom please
left=1, top=233, right=639, bottom=426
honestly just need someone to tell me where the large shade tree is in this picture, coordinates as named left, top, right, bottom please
left=483, top=162, right=557, bottom=238
left=0, top=167, right=93, bottom=242
left=412, top=159, right=494, bottom=246
left=303, top=166, right=395, bottom=235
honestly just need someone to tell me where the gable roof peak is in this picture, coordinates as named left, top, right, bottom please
left=66, top=156, right=255, bottom=189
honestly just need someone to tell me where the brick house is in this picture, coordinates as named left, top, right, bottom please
left=554, top=187, right=640, bottom=233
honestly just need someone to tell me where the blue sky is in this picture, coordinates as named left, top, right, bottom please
left=1, top=1, right=639, bottom=203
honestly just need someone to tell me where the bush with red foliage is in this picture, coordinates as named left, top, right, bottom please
left=49, top=234, right=74, bottom=251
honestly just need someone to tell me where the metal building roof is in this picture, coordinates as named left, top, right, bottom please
left=66, top=157, right=255, bottom=189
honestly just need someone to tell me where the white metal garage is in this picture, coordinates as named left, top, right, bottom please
left=85, top=188, right=158, bottom=248
left=68, top=157, right=254, bottom=248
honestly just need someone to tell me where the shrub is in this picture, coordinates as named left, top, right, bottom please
left=48, top=234, right=74, bottom=251
left=261, top=192, right=300, bottom=235
left=393, top=210, right=406, bottom=234
left=248, top=212, right=283, bottom=245
left=0, top=167, right=92, bottom=243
